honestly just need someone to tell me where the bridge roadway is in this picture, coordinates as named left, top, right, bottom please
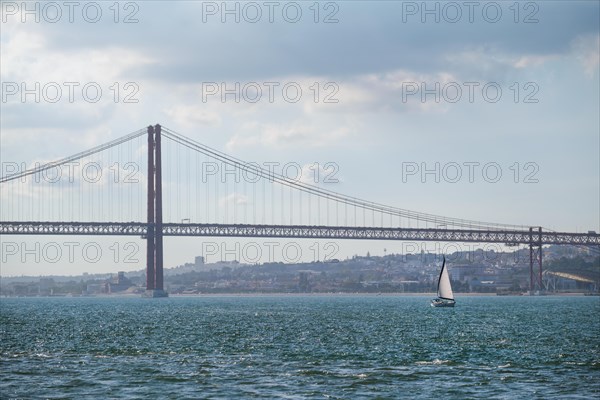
left=1, top=221, right=599, bottom=246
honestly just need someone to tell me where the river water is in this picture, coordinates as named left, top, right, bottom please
left=1, top=295, right=598, bottom=399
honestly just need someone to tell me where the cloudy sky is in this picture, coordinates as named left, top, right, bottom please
left=1, top=1, right=599, bottom=276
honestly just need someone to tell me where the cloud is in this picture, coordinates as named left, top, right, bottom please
left=513, top=55, right=558, bottom=69
left=226, top=121, right=352, bottom=150
left=164, top=105, right=221, bottom=127
left=0, top=26, right=156, bottom=142
left=571, top=34, right=600, bottom=77
left=4, top=2, right=598, bottom=86
left=1, top=28, right=154, bottom=84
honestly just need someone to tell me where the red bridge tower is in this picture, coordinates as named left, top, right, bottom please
left=145, top=124, right=167, bottom=297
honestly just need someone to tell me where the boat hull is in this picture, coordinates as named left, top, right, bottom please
left=431, top=298, right=455, bottom=307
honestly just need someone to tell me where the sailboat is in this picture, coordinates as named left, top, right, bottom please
left=431, top=256, right=455, bottom=307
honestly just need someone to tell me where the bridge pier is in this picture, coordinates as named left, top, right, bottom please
left=529, top=227, right=543, bottom=294
left=144, top=124, right=167, bottom=298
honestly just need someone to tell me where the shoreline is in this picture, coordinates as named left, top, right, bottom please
left=2, top=292, right=595, bottom=299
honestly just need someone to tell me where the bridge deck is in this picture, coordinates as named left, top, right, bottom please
left=1, top=221, right=598, bottom=246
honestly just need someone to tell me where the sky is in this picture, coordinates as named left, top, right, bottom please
left=1, top=1, right=599, bottom=276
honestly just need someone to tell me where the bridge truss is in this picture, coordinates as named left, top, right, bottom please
left=1, top=221, right=598, bottom=246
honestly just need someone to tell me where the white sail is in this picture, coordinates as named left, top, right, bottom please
left=437, top=261, right=454, bottom=300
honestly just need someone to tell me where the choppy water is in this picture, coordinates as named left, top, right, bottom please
left=1, top=295, right=599, bottom=399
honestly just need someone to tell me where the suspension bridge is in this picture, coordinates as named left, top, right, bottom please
left=1, top=124, right=598, bottom=296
